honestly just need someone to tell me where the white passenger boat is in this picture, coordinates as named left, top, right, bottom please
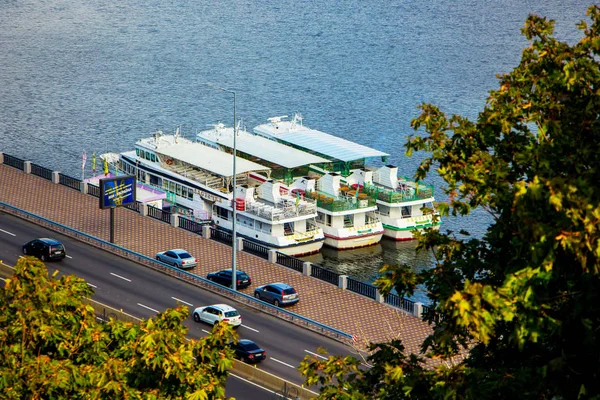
left=118, top=130, right=324, bottom=255
left=196, top=123, right=384, bottom=249
left=253, top=114, right=441, bottom=240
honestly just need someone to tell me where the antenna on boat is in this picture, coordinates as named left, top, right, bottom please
left=291, top=112, right=303, bottom=128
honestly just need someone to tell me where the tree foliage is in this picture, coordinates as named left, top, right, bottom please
left=301, top=6, right=600, bottom=399
left=0, top=257, right=235, bottom=399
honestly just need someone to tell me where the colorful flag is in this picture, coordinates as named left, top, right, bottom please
left=92, top=152, right=97, bottom=173
left=296, top=191, right=300, bottom=207
left=103, top=156, right=109, bottom=176
left=355, top=185, right=360, bottom=199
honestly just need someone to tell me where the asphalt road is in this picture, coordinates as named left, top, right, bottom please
left=0, top=212, right=368, bottom=393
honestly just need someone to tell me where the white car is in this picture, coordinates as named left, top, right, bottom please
left=193, top=304, right=242, bottom=327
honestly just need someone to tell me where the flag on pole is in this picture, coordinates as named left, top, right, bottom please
left=295, top=191, right=301, bottom=207
left=355, top=185, right=360, bottom=199
left=103, top=156, right=109, bottom=176
left=92, top=152, right=97, bottom=173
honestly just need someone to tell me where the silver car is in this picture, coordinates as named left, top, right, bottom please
left=155, top=249, right=197, bottom=269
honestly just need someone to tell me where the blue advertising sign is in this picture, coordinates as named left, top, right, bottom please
left=99, top=175, right=136, bottom=209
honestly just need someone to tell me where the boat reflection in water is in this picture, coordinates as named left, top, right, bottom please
left=299, top=238, right=435, bottom=304
left=301, top=239, right=434, bottom=280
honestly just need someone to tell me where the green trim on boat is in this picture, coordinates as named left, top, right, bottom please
left=382, top=221, right=442, bottom=231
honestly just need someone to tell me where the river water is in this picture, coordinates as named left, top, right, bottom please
left=0, top=0, right=590, bottom=301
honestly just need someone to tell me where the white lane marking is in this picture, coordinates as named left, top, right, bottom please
left=0, top=229, right=16, bottom=236
left=87, top=283, right=97, bottom=288
left=241, top=324, right=259, bottom=333
left=270, top=357, right=295, bottom=369
left=229, top=372, right=319, bottom=397
left=304, top=350, right=328, bottom=360
left=110, top=272, right=131, bottom=282
left=201, top=329, right=210, bottom=334
left=66, top=255, right=73, bottom=259
left=137, top=303, right=159, bottom=313
left=171, top=297, right=193, bottom=307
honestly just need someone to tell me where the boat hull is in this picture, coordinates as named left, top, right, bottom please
left=213, top=225, right=324, bottom=256
left=382, top=220, right=441, bottom=240
left=324, top=231, right=384, bottom=249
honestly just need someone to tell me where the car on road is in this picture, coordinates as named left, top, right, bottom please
left=207, top=269, right=252, bottom=289
left=193, top=304, right=242, bottom=327
left=22, top=238, right=66, bottom=261
left=254, top=282, right=299, bottom=307
left=155, top=249, right=197, bottom=269
left=229, top=339, right=266, bottom=363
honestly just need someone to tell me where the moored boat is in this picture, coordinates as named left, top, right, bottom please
left=117, top=130, right=324, bottom=255
left=252, top=114, right=441, bottom=240
left=196, top=123, right=384, bottom=250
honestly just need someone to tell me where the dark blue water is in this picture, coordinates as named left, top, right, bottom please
left=0, top=1, right=590, bottom=300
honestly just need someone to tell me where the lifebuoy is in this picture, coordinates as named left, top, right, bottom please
left=165, top=158, right=173, bottom=166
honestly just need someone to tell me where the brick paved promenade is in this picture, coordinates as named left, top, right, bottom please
left=0, top=164, right=433, bottom=356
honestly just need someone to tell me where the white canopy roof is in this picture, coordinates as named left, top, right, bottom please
left=196, top=125, right=330, bottom=169
left=137, top=134, right=270, bottom=177
left=253, top=115, right=389, bottom=162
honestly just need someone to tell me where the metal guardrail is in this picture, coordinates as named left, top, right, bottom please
left=125, top=201, right=141, bottom=212
left=347, top=277, right=377, bottom=299
left=385, top=293, right=415, bottom=315
left=310, top=264, right=340, bottom=285
left=3, top=154, right=25, bottom=170
left=58, top=173, right=81, bottom=191
left=30, top=163, right=53, bottom=180
left=147, top=205, right=171, bottom=223
left=210, top=227, right=233, bottom=245
left=276, top=252, right=304, bottom=272
left=241, top=239, right=270, bottom=260
left=0, top=200, right=354, bottom=343
left=88, top=184, right=100, bottom=198
left=178, top=216, right=206, bottom=236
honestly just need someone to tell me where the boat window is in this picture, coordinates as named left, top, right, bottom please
left=216, top=206, right=229, bottom=220
left=135, top=149, right=140, bottom=156
left=176, top=184, right=182, bottom=196
left=402, top=206, right=411, bottom=217
left=150, top=175, right=159, bottom=186
left=326, top=215, right=332, bottom=227
left=343, top=214, right=353, bottom=228
left=145, top=151, right=150, bottom=160
left=284, top=222, right=293, bottom=235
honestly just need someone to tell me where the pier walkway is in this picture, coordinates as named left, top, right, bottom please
left=0, top=164, right=432, bottom=357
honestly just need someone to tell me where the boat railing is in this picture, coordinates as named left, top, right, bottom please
left=242, top=198, right=317, bottom=221
left=306, top=190, right=377, bottom=212
left=166, top=162, right=226, bottom=190
left=363, top=181, right=434, bottom=204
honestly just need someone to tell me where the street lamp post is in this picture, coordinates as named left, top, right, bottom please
left=214, top=87, right=238, bottom=291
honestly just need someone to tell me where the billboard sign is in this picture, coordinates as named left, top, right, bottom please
left=99, top=175, right=136, bottom=209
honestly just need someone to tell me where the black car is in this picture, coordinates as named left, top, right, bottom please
left=22, top=238, right=66, bottom=261
left=229, top=339, right=266, bottom=363
left=207, top=269, right=252, bottom=289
